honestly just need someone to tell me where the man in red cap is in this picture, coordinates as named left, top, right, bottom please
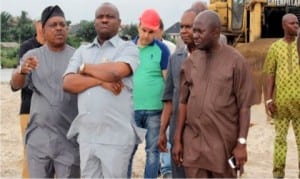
left=127, top=9, right=170, bottom=178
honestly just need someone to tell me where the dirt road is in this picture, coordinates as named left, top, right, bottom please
left=0, top=82, right=298, bottom=178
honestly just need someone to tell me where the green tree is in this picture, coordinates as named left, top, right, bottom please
left=75, top=20, right=96, bottom=42
left=0, top=47, right=19, bottom=68
left=67, top=35, right=81, bottom=48
left=119, top=24, right=138, bottom=40
left=1, top=11, right=35, bottom=42
left=16, top=11, right=35, bottom=43
left=1, top=11, right=14, bottom=41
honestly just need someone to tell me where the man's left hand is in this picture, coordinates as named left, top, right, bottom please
left=232, top=143, right=247, bottom=173
left=101, top=81, right=124, bottom=95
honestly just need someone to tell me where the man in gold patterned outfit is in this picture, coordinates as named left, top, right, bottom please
left=263, top=13, right=300, bottom=178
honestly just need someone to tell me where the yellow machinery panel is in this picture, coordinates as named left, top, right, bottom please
left=208, top=2, right=228, bottom=27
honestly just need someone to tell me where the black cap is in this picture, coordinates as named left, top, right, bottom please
left=41, top=5, right=65, bottom=27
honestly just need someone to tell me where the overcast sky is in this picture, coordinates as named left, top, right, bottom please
left=1, top=0, right=208, bottom=29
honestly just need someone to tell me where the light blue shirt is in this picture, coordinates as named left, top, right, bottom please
left=64, top=35, right=146, bottom=145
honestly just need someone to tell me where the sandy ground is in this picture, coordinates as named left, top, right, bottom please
left=0, top=81, right=298, bottom=178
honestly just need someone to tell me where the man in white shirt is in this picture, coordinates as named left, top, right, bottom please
left=155, top=19, right=176, bottom=55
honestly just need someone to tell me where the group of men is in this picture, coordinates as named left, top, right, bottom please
left=10, top=1, right=299, bottom=178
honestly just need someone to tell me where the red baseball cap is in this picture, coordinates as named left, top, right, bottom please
left=139, top=9, right=160, bottom=30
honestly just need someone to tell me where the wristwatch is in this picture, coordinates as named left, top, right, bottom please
left=79, top=63, right=85, bottom=73
left=265, top=99, right=273, bottom=105
left=237, top=137, right=247, bottom=145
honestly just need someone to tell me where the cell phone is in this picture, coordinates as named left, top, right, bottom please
left=228, top=156, right=236, bottom=169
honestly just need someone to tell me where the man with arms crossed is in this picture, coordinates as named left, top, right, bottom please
left=63, top=2, right=145, bottom=178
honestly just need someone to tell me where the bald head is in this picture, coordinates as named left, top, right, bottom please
left=195, top=10, right=221, bottom=30
left=282, top=13, right=297, bottom=24
left=94, top=2, right=121, bottom=43
left=95, top=2, right=120, bottom=19
left=191, top=1, right=207, bottom=14
left=282, top=13, right=297, bottom=22
left=282, top=13, right=299, bottom=38
left=193, top=10, right=222, bottom=51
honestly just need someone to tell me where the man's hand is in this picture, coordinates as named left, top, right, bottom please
left=265, top=100, right=277, bottom=117
left=20, top=56, right=39, bottom=74
left=172, top=139, right=183, bottom=167
left=101, top=81, right=124, bottom=95
left=232, top=143, right=247, bottom=174
left=157, top=132, right=168, bottom=152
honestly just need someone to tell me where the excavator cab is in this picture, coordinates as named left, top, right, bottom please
left=209, top=0, right=300, bottom=45
left=209, top=0, right=300, bottom=103
left=209, top=0, right=246, bottom=44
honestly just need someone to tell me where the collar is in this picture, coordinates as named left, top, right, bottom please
left=175, top=45, right=188, bottom=55
left=87, top=35, right=120, bottom=48
left=133, top=36, right=156, bottom=47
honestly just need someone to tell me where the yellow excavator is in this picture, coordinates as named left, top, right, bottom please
left=209, top=0, right=300, bottom=103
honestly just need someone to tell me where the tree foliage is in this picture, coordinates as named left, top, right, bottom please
left=1, top=11, right=35, bottom=43
left=119, top=24, right=138, bottom=40
left=75, top=20, right=96, bottom=42
left=1, top=11, right=14, bottom=42
left=17, top=11, right=35, bottom=42
left=1, top=47, right=19, bottom=68
left=2, top=10, right=174, bottom=48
